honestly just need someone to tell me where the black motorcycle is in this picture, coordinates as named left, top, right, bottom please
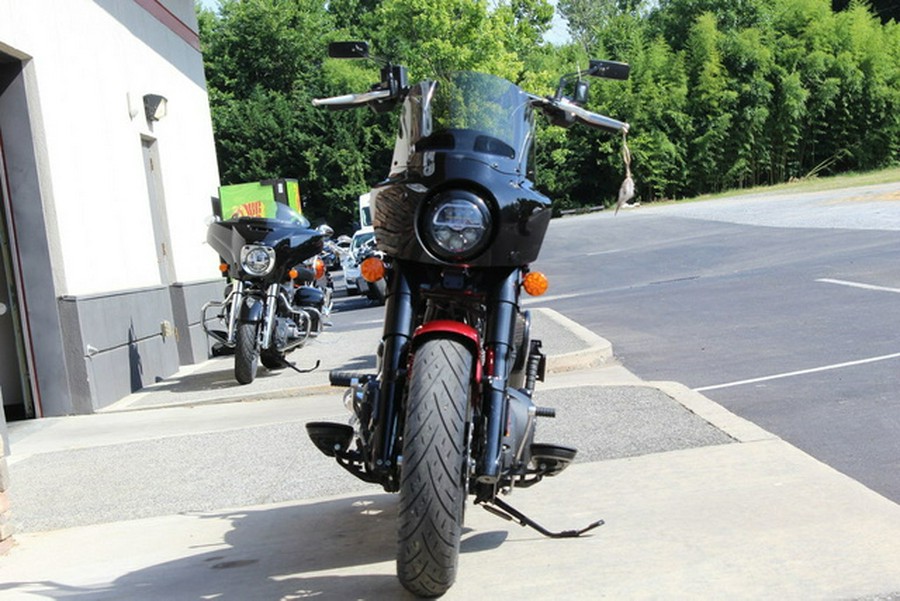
left=307, top=42, right=629, bottom=597
left=202, top=202, right=329, bottom=384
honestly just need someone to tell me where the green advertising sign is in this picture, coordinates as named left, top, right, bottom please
left=216, top=179, right=302, bottom=219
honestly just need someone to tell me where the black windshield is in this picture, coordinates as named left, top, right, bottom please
left=393, top=72, right=535, bottom=176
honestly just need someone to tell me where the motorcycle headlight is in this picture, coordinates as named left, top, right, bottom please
left=420, top=191, right=492, bottom=261
left=240, top=245, right=275, bottom=276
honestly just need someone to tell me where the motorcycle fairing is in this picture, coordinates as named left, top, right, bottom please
left=207, top=217, right=324, bottom=282
left=372, top=74, right=552, bottom=267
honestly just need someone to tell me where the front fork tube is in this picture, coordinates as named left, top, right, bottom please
left=479, top=269, right=520, bottom=484
left=372, top=268, right=414, bottom=488
left=259, top=283, right=280, bottom=349
left=226, top=281, right=245, bottom=344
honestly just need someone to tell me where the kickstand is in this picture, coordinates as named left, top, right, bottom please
left=480, top=497, right=604, bottom=539
left=283, top=359, right=321, bottom=374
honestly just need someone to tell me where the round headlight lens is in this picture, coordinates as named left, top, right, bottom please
left=240, top=245, right=275, bottom=276
left=422, top=192, right=491, bottom=260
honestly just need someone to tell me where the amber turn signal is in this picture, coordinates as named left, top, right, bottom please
left=219, top=262, right=228, bottom=273
left=314, top=257, right=326, bottom=280
left=288, top=268, right=299, bottom=279
left=361, top=256, right=386, bottom=283
left=522, top=271, right=548, bottom=296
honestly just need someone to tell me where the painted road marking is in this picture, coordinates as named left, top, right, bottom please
left=695, top=352, right=900, bottom=392
left=523, top=292, right=586, bottom=304
left=817, top=278, right=900, bottom=294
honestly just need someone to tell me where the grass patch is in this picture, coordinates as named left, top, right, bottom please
left=654, top=166, right=900, bottom=206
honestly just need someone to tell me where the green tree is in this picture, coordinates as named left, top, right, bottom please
left=720, top=26, right=775, bottom=187
left=200, top=0, right=393, bottom=231
left=202, top=0, right=331, bottom=95
left=197, top=0, right=899, bottom=216
left=370, top=0, right=522, bottom=81
left=684, top=12, right=736, bottom=192
left=558, top=0, right=650, bottom=50
left=625, top=36, right=690, bottom=200
left=649, top=0, right=775, bottom=51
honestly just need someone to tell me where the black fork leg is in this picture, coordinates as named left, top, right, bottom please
left=371, top=267, right=414, bottom=490
left=478, top=269, right=520, bottom=484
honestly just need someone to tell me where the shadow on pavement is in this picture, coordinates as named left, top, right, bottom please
left=0, top=493, right=508, bottom=600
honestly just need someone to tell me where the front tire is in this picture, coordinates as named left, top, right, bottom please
left=234, top=321, right=259, bottom=384
left=397, top=338, right=472, bottom=598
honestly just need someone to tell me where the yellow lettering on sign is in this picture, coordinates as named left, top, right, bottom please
left=233, top=201, right=265, bottom=218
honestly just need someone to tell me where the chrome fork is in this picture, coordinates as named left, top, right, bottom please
left=259, top=282, right=280, bottom=349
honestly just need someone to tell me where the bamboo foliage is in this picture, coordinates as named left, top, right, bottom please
left=198, top=0, right=899, bottom=226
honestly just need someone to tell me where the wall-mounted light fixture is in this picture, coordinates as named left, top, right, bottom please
left=143, top=94, right=168, bottom=121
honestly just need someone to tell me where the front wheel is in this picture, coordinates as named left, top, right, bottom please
left=397, top=338, right=472, bottom=598
left=234, top=321, right=259, bottom=384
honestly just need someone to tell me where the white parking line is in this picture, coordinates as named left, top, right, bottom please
left=522, top=292, right=586, bottom=305
left=586, top=249, right=625, bottom=256
left=694, top=352, right=900, bottom=392
left=817, top=278, right=900, bottom=294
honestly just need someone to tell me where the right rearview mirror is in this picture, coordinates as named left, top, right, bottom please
left=328, top=41, right=370, bottom=59
left=589, top=60, right=630, bottom=80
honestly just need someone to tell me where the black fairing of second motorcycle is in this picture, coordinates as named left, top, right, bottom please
left=207, top=216, right=324, bottom=285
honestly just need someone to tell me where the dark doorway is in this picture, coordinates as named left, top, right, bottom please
left=0, top=55, right=36, bottom=421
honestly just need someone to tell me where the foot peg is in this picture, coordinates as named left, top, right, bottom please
left=530, top=443, right=576, bottom=477
left=306, top=422, right=354, bottom=457
left=329, top=370, right=376, bottom=387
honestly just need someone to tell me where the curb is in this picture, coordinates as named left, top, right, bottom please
left=650, top=380, right=779, bottom=444
left=101, top=383, right=338, bottom=413
left=534, top=307, right=615, bottom=372
left=106, top=308, right=616, bottom=413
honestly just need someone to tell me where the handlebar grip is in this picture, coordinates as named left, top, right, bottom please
left=567, top=103, right=629, bottom=133
left=533, top=96, right=630, bottom=134
left=329, top=370, right=375, bottom=387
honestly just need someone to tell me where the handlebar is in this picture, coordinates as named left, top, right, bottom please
left=314, top=88, right=628, bottom=134
left=564, top=101, right=630, bottom=133
left=312, top=89, right=392, bottom=109
left=533, top=96, right=629, bottom=134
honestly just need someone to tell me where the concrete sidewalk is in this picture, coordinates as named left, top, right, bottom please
left=2, top=308, right=900, bottom=599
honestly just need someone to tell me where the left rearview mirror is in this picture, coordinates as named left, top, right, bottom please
left=589, top=60, right=630, bottom=80
left=328, top=41, right=370, bottom=59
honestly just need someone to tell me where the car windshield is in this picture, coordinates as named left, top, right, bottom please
left=352, top=231, right=375, bottom=254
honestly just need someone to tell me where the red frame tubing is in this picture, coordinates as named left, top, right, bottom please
left=412, top=320, right=482, bottom=383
